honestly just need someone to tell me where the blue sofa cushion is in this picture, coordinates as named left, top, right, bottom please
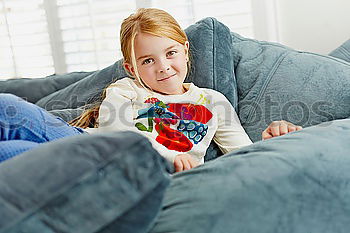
left=35, top=61, right=127, bottom=110
left=185, top=17, right=238, bottom=109
left=0, top=71, right=93, bottom=104
left=0, top=131, right=171, bottom=233
left=232, top=32, right=350, bottom=142
left=48, top=107, right=85, bottom=123
left=150, top=118, right=350, bottom=233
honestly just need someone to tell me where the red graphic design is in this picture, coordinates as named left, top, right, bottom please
left=155, top=123, right=193, bottom=152
left=145, top=97, right=161, bottom=104
left=136, top=98, right=213, bottom=152
left=167, top=103, right=213, bottom=123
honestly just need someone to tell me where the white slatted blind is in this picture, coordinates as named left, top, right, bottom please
left=153, top=0, right=254, bottom=38
left=0, top=0, right=54, bottom=79
left=57, top=0, right=136, bottom=72
left=0, top=0, right=255, bottom=79
left=0, top=2, right=14, bottom=78
left=152, top=0, right=194, bottom=29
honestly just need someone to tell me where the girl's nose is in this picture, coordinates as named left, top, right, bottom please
left=159, top=67, right=170, bottom=73
left=158, top=60, right=171, bottom=73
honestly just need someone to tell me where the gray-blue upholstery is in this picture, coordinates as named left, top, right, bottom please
left=1, top=17, right=350, bottom=233
left=233, top=34, right=350, bottom=141
left=0, top=132, right=171, bottom=233
left=150, top=118, right=350, bottom=233
left=329, top=39, right=350, bottom=62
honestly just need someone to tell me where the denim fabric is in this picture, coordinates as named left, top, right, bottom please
left=0, top=94, right=83, bottom=162
left=0, top=140, right=41, bottom=162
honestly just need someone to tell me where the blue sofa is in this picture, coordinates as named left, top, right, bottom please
left=1, top=18, right=350, bottom=233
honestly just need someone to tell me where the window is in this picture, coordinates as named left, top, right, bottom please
left=0, top=0, right=255, bottom=80
left=0, top=0, right=54, bottom=78
left=56, top=0, right=136, bottom=73
left=153, top=0, right=254, bottom=37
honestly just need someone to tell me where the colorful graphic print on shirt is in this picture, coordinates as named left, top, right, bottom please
left=135, top=97, right=213, bottom=152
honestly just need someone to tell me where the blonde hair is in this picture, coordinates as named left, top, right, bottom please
left=69, top=8, right=191, bottom=128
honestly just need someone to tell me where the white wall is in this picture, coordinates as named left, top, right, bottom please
left=252, top=0, right=350, bottom=55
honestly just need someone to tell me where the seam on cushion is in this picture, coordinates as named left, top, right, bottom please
left=340, top=44, right=350, bottom=54
left=96, top=176, right=170, bottom=233
left=298, top=51, right=350, bottom=66
left=91, top=149, right=171, bottom=233
left=211, top=17, right=216, bottom=90
left=232, top=34, right=244, bottom=69
left=0, top=195, right=20, bottom=215
left=245, top=51, right=290, bottom=123
left=234, top=37, right=350, bottom=66
left=234, top=36, right=288, bottom=50
left=338, top=47, right=350, bottom=61
left=238, top=47, right=265, bottom=101
left=1, top=137, right=166, bottom=232
left=143, top=179, right=170, bottom=232
left=214, top=18, right=237, bottom=106
left=259, top=41, right=290, bottom=49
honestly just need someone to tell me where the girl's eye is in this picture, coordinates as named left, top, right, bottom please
left=167, top=50, right=177, bottom=57
left=142, top=58, right=154, bottom=65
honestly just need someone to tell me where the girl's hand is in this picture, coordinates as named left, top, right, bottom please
left=262, top=120, right=302, bottom=140
left=174, top=154, right=199, bottom=172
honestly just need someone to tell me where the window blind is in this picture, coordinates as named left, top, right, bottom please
left=0, top=0, right=255, bottom=79
left=0, top=3, right=14, bottom=78
left=0, top=0, right=54, bottom=79
left=57, top=0, right=136, bottom=73
left=153, top=0, right=254, bottom=38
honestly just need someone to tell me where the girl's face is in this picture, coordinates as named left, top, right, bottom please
left=125, top=32, right=189, bottom=95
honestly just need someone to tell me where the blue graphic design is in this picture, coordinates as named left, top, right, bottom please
left=177, top=120, right=208, bottom=144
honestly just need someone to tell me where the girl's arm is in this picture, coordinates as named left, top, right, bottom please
left=212, top=93, right=253, bottom=154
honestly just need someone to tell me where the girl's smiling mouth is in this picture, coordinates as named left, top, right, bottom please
left=158, top=74, right=176, bottom=81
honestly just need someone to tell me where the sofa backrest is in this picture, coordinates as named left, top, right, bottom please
left=232, top=33, right=350, bottom=142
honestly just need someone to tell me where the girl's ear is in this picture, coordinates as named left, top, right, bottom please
left=123, top=63, right=135, bottom=76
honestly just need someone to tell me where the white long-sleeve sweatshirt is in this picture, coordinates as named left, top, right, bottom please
left=85, top=77, right=252, bottom=164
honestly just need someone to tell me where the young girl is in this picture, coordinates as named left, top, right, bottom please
left=0, top=8, right=302, bottom=171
